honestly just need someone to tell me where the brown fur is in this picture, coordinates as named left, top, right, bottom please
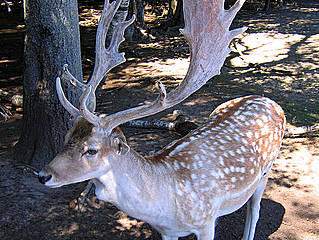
left=63, top=118, right=94, bottom=149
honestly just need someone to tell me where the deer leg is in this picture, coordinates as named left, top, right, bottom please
left=242, top=177, right=268, bottom=240
left=161, top=235, right=178, bottom=240
left=196, top=220, right=216, bottom=240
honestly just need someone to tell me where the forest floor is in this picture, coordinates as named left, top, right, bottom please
left=1, top=0, right=319, bottom=239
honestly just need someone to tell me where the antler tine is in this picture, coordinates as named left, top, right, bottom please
left=79, top=86, right=102, bottom=125
left=58, top=64, right=97, bottom=112
left=62, top=64, right=86, bottom=90
left=89, top=0, right=136, bottom=91
left=225, top=0, right=246, bottom=30
left=56, top=77, right=80, bottom=118
left=96, top=0, right=247, bottom=134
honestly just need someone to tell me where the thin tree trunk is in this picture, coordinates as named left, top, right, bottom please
left=159, top=0, right=184, bottom=30
left=135, top=0, right=146, bottom=29
left=15, top=0, right=82, bottom=168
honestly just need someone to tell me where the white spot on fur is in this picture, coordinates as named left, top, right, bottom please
left=261, top=115, right=269, bottom=122
left=234, top=135, right=241, bottom=142
left=219, top=145, right=225, bottom=151
left=201, top=149, right=208, bottom=155
left=210, top=152, right=216, bottom=158
left=165, top=162, right=171, bottom=169
left=219, top=139, right=227, bottom=144
left=241, top=146, right=247, bottom=152
left=174, top=161, right=180, bottom=170
left=184, top=180, right=191, bottom=192
left=234, top=110, right=241, bottom=116
left=192, top=162, right=198, bottom=170
left=238, top=115, right=246, bottom=121
left=246, top=131, right=253, bottom=139
left=256, top=119, right=263, bottom=127
left=219, top=156, right=225, bottom=166
left=169, top=141, right=189, bottom=156
left=242, top=138, right=249, bottom=145
left=255, top=132, right=260, bottom=139
left=190, top=191, right=197, bottom=201
left=225, top=135, right=232, bottom=141
left=264, top=139, right=269, bottom=148
left=198, top=161, right=203, bottom=168
left=259, top=138, right=264, bottom=146
left=218, top=169, right=225, bottom=178
left=189, top=136, right=197, bottom=141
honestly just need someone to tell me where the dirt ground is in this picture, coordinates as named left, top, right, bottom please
left=0, top=1, right=319, bottom=239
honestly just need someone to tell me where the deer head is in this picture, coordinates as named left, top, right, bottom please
left=38, top=117, right=130, bottom=187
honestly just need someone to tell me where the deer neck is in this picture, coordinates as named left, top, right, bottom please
left=94, top=148, right=176, bottom=221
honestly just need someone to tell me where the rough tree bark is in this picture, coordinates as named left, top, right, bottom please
left=169, top=0, right=183, bottom=26
left=15, top=0, right=83, bottom=168
left=135, top=0, right=146, bottom=29
left=158, top=0, right=184, bottom=30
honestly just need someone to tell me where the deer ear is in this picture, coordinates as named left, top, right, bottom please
left=112, top=137, right=130, bottom=155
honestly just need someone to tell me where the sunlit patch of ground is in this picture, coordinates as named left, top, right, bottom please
left=266, top=137, right=319, bottom=240
left=117, top=57, right=189, bottom=81
left=231, top=33, right=305, bottom=66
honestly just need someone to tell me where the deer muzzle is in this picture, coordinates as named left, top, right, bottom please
left=38, top=172, right=52, bottom=184
left=38, top=166, right=60, bottom=187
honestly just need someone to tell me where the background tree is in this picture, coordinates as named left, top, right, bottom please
left=15, top=0, right=83, bottom=168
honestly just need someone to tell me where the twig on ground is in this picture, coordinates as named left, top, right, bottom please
left=2, top=0, right=11, bottom=12
left=15, top=164, right=39, bottom=177
left=285, top=124, right=319, bottom=137
left=0, top=105, right=12, bottom=121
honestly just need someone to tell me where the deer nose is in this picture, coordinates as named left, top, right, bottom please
left=38, top=173, right=52, bottom=184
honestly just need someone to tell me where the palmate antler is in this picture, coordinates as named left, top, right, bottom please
left=56, top=0, right=135, bottom=115
left=57, top=0, right=247, bottom=134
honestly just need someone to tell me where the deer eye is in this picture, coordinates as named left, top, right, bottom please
left=84, top=149, right=98, bottom=156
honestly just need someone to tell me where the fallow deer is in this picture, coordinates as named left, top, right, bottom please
left=38, top=0, right=286, bottom=239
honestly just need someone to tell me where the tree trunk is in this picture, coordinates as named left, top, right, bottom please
left=135, top=0, right=146, bottom=29
left=15, top=0, right=83, bottom=168
left=171, top=0, right=184, bottom=27
left=159, top=0, right=184, bottom=30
